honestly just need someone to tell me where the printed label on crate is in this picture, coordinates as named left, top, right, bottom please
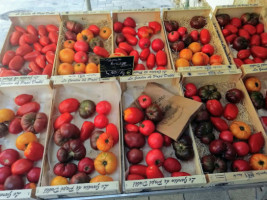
left=36, top=182, right=118, bottom=198
left=0, top=189, right=32, bottom=199
left=183, top=69, right=241, bottom=77
left=242, top=63, right=267, bottom=73
left=120, top=71, right=180, bottom=82
left=0, top=75, right=49, bottom=87
left=132, top=69, right=174, bottom=76
left=177, top=65, right=235, bottom=72
left=100, top=56, right=134, bottom=78
left=119, top=8, right=160, bottom=12
left=52, top=74, right=115, bottom=84
left=125, top=175, right=205, bottom=191
left=9, top=11, right=58, bottom=17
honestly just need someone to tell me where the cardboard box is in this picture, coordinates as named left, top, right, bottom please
left=181, top=70, right=267, bottom=185
left=36, top=79, right=122, bottom=199
left=0, top=83, right=53, bottom=200
left=112, top=10, right=174, bottom=75
left=120, top=74, right=206, bottom=193
left=162, top=7, right=233, bottom=73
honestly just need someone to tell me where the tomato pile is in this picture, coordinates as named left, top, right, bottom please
left=184, top=82, right=267, bottom=173
left=1, top=24, right=59, bottom=77
left=216, top=12, right=267, bottom=67
left=123, top=94, right=194, bottom=180
left=114, top=17, right=168, bottom=70
left=0, top=94, right=48, bottom=190
left=51, top=98, right=119, bottom=185
left=58, top=21, right=111, bottom=75
left=164, top=16, right=224, bottom=69
left=244, top=77, right=267, bottom=132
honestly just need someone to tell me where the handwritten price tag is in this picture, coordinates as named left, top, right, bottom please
left=0, top=189, right=33, bottom=199
left=120, top=71, right=179, bottom=82
left=0, top=75, right=49, bottom=87
left=51, top=74, right=115, bottom=84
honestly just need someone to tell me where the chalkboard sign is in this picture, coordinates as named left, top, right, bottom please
left=100, top=56, right=134, bottom=78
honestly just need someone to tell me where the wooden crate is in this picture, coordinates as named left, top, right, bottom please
left=120, top=74, right=206, bottom=193
left=52, top=11, right=113, bottom=78
left=212, top=5, right=267, bottom=68
left=112, top=10, right=174, bottom=75
left=36, top=79, right=122, bottom=199
left=0, top=82, right=53, bottom=199
left=162, top=8, right=233, bottom=73
left=181, top=70, right=267, bottom=185
left=0, top=13, right=61, bottom=80
left=241, top=65, right=267, bottom=133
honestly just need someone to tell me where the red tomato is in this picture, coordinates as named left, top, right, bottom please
left=146, top=165, right=164, bottom=179
left=129, top=164, right=147, bottom=177
left=151, top=38, right=164, bottom=52
left=127, top=174, right=145, bottom=180
left=94, top=114, right=109, bottom=129
left=106, top=123, right=119, bottom=145
left=80, top=121, right=95, bottom=142
left=59, top=98, right=80, bottom=114
left=46, top=51, right=55, bottom=64
left=29, top=61, right=42, bottom=74
left=124, top=107, right=144, bottom=124
left=11, top=159, right=33, bottom=175
left=46, top=24, right=59, bottom=32
left=129, top=50, right=139, bottom=64
left=200, top=29, right=211, bottom=44
left=38, top=25, right=47, bottom=36
left=74, top=40, right=89, bottom=52
left=113, top=22, right=124, bottom=33
left=223, top=103, right=238, bottom=120
left=168, top=31, right=179, bottom=42
left=139, top=120, right=155, bottom=136
left=138, top=38, right=151, bottom=49
left=163, top=157, right=181, bottom=173
left=163, top=135, right=173, bottom=146
left=125, top=124, right=139, bottom=132
left=206, top=99, right=223, bottom=116
left=148, top=132, right=164, bottom=149
left=0, top=167, right=11, bottom=184
left=137, top=95, right=152, bottom=109
left=184, top=83, right=197, bottom=97
left=146, top=149, right=165, bottom=167
left=27, top=167, right=41, bottom=183
left=232, top=159, right=251, bottom=172
left=35, top=55, right=46, bottom=68
left=96, top=101, right=112, bottom=115
left=39, top=36, right=50, bottom=46
left=74, top=51, right=88, bottom=63
left=233, top=141, right=249, bottom=157
left=248, top=132, right=265, bottom=153
left=10, top=31, right=22, bottom=46
left=2, top=50, right=16, bottom=66
left=134, top=64, right=145, bottom=70
left=33, top=42, right=43, bottom=52
left=171, top=172, right=191, bottom=177
left=190, top=30, right=199, bottom=41
left=17, top=102, right=40, bottom=116
left=48, top=31, right=58, bottom=43
left=139, top=48, right=150, bottom=61
left=78, top=157, right=94, bottom=174
left=219, top=131, right=233, bottom=143
left=27, top=25, right=38, bottom=36
left=148, top=21, right=161, bottom=34
left=53, top=112, right=73, bottom=130
left=177, top=27, right=187, bottom=37
left=0, top=149, right=20, bottom=167
left=88, top=25, right=100, bottom=36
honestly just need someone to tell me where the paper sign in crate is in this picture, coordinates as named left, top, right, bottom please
left=120, top=74, right=206, bottom=193
left=0, top=13, right=61, bottom=81
left=162, top=7, right=232, bottom=73
left=0, top=83, right=53, bottom=200
left=112, top=10, right=174, bottom=75
left=212, top=5, right=267, bottom=67
left=241, top=63, right=267, bottom=133
left=36, top=79, right=122, bottom=199
left=52, top=11, right=113, bottom=78
left=181, top=70, right=267, bottom=186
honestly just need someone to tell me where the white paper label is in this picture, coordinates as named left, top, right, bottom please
left=9, top=11, right=58, bottom=17
left=0, top=75, right=49, bottom=87
left=0, top=189, right=32, bottom=200
left=51, top=74, right=115, bottom=84
left=178, top=65, right=235, bottom=72
left=36, top=182, right=118, bottom=198
left=243, top=64, right=267, bottom=73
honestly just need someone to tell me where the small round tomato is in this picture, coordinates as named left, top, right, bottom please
left=219, top=131, right=233, bottom=143
left=163, top=157, right=181, bottom=173
left=78, top=157, right=95, bottom=174
left=168, top=31, right=179, bottom=42
left=96, top=101, right=112, bottom=115
left=184, top=83, right=197, bottom=97
left=146, top=149, right=165, bottom=167
left=148, top=132, right=164, bottom=149
left=137, top=95, right=152, bottom=109
left=94, top=114, right=109, bottom=129
left=125, top=124, right=139, bottom=132
left=63, top=40, right=75, bottom=49
left=139, top=120, right=155, bottom=136
left=88, top=25, right=100, bottom=36
left=233, top=141, right=249, bottom=157
left=74, top=40, right=89, bottom=52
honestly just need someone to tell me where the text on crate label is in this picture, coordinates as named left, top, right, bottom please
left=0, top=190, right=30, bottom=199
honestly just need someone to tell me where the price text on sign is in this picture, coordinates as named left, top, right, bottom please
left=100, top=56, right=134, bottom=78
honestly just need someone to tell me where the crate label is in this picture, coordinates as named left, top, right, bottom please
left=9, top=11, right=57, bottom=17
left=52, top=74, right=114, bottom=84
left=119, top=8, right=160, bottom=12
left=100, top=56, right=134, bottom=78
left=126, top=175, right=205, bottom=190
left=0, top=189, right=32, bottom=199
left=0, top=75, right=49, bottom=87
left=178, top=65, right=235, bottom=72
left=243, top=63, right=267, bottom=73
left=132, top=69, right=174, bottom=76
left=36, top=182, right=117, bottom=197
left=120, top=71, right=179, bottom=82
left=226, top=170, right=267, bottom=181
left=217, top=4, right=258, bottom=8
left=183, top=69, right=241, bottom=77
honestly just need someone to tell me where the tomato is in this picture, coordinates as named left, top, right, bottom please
left=148, top=21, right=161, bottom=34
left=11, top=158, right=33, bottom=175
left=38, top=25, right=47, bottom=36
left=27, top=167, right=41, bottom=183
left=210, top=117, right=228, bottom=131
left=134, top=64, right=145, bottom=70
left=139, top=120, right=155, bottom=136
left=10, top=31, right=22, bottom=46
left=138, top=38, right=150, bottom=49
left=248, top=132, right=265, bottom=153
left=54, top=112, right=73, bottom=130
left=113, top=22, right=124, bottom=33
left=35, top=54, right=46, bottom=68
left=94, top=114, right=109, bottom=129
left=0, top=149, right=19, bottom=166
left=232, top=159, right=251, bottom=172
left=250, top=154, right=267, bottom=170
left=223, top=103, right=238, bottom=120
left=219, top=130, right=233, bottom=143
left=74, top=51, right=88, bottom=63
left=139, top=48, right=150, bottom=61
left=48, top=31, right=58, bottom=43
left=129, top=50, right=139, bottom=64
left=122, top=27, right=136, bottom=36
left=2, top=50, right=16, bottom=66
left=177, top=27, right=187, bottom=37
left=59, top=98, right=80, bottom=113
left=206, top=99, right=223, bottom=116
left=41, top=43, right=57, bottom=54
left=146, top=165, right=164, bottom=179
left=148, top=132, right=164, bottom=149
left=146, top=53, right=156, bottom=69
left=8, top=118, right=22, bottom=134
left=39, top=36, right=50, bottom=46
left=123, top=17, right=136, bottom=28
left=106, top=123, right=119, bottom=145
left=17, top=102, right=40, bottom=116
left=0, top=167, right=11, bottom=184
left=250, top=35, right=260, bottom=46
left=24, top=34, right=38, bottom=44
left=127, top=174, right=145, bottom=180
left=80, top=121, right=95, bottom=142
left=15, top=25, right=27, bottom=33
left=29, top=61, right=42, bottom=74
left=16, top=44, right=33, bottom=56
left=93, top=46, right=110, bottom=58
left=146, top=149, right=165, bottom=167
left=24, top=51, right=41, bottom=61
left=118, top=42, right=133, bottom=54
left=9, top=55, right=24, bottom=71
left=156, top=50, right=167, bottom=66
left=256, top=23, right=264, bottom=34
left=96, top=101, right=112, bottom=115
left=200, top=29, right=211, bottom=45
left=151, top=39, right=164, bottom=52
left=46, top=24, right=59, bottom=32
left=129, top=165, right=147, bottom=177
left=184, top=83, right=197, bottom=98
left=137, top=95, right=152, bottom=109
left=171, top=172, right=191, bottom=177
left=33, top=42, right=43, bottom=52
left=163, top=157, right=181, bottom=173
left=88, top=25, right=100, bottom=36
left=124, top=107, right=144, bottom=124
left=164, top=135, right=173, bottom=146
left=27, top=25, right=38, bottom=36
left=233, top=141, right=249, bottom=157
left=125, top=124, right=139, bottom=132
left=115, top=48, right=128, bottom=56
left=74, top=40, right=89, bottom=52
left=124, top=34, right=138, bottom=46
left=78, top=157, right=94, bottom=174
left=46, top=51, right=55, bottom=64
left=42, top=63, right=53, bottom=77
left=24, top=142, right=44, bottom=161
left=168, top=31, right=179, bottom=42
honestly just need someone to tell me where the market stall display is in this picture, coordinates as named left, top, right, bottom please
left=0, top=14, right=61, bottom=77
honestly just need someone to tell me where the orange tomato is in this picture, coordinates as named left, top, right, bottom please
left=16, top=132, right=37, bottom=151
left=0, top=109, right=15, bottom=123
left=96, top=133, right=114, bottom=152
left=175, top=58, right=189, bottom=68
left=63, top=40, right=75, bottom=49
left=94, top=152, right=117, bottom=175
left=90, top=175, right=113, bottom=183
left=58, top=63, right=74, bottom=75
left=230, top=121, right=251, bottom=140
left=85, top=63, right=98, bottom=73
left=59, top=48, right=75, bottom=63
left=179, top=49, right=193, bottom=61
left=210, top=54, right=223, bottom=65
left=188, top=42, right=202, bottom=53
left=50, top=176, right=69, bottom=186
left=99, top=27, right=111, bottom=40
left=77, top=29, right=94, bottom=43
left=250, top=154, right=267, bottom=170
left=245, top=77, right=261, bottom=92
left=74, top=63, right=86, bottom=73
